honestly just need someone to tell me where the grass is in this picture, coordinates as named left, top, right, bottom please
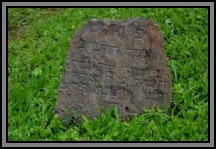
left=8, top=8, right=208, bottom=141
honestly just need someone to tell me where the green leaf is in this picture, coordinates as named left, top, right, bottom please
left=110, top=8, right=118, bottom=14
left=32, top=67, right=42, bottom=76
left=165, top=18, right=172, bottom=24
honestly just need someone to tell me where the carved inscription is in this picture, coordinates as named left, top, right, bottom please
left=64, top=57, right=166, bottom=103
left=79, top=40, right=119, bottom=56
left=63, top=58, right=116, bottom=102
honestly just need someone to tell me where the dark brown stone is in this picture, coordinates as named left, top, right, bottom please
left=55, top=18, right=172, bottom=121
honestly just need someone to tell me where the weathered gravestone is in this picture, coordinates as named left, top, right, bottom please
left=55, top=18, right=172, bottom=121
